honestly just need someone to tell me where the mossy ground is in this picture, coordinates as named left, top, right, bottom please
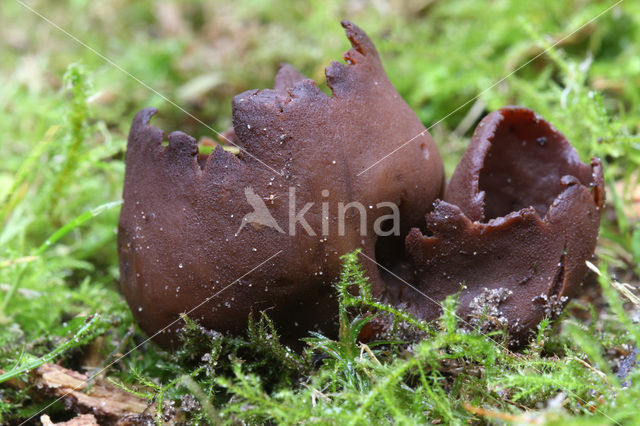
left=1, top=0, right=640, bottom=424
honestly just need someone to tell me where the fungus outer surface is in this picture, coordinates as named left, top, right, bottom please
left=118, top=21, right=444, bottom=348
left=399, top=107, right=604, bottom=343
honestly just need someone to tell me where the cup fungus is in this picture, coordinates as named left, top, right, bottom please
left=118, top=21, right=444, bottom=348
left=399, top=107, right=605, bottom=344
left=119, top=22, right=604, bottom=349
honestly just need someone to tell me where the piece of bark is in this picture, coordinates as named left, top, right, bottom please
left=40, top=413, right=99, bottom=426
left=33, top=363, right=151, bottom=425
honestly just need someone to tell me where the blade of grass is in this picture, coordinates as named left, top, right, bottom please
left=34, top=199, right=122, bottom=256
left=0, top=200, right=122, bottom=317
left=0, top=126, right=60, bottom=225
left=0, top=314, right=99, bottom=384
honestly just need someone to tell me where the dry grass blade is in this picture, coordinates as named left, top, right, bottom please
left=586, top=261, right=640, bottom=307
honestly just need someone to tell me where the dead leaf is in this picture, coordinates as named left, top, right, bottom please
left=34, top=363, right=151, bottom=425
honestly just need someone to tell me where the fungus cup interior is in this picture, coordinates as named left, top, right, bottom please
left=478, top=108, right=593, bottom=220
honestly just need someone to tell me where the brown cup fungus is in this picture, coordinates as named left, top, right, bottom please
left=119, top=20, right=604, bottom=349
left=118, top=21, right=444, bottom=348
left=401, top=106, right=604, bottom=344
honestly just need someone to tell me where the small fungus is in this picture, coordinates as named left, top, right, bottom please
left=398, top=106, right=604, bottom=343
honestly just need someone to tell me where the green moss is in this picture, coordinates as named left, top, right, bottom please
left=0, top=0, right=639, bottom=424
